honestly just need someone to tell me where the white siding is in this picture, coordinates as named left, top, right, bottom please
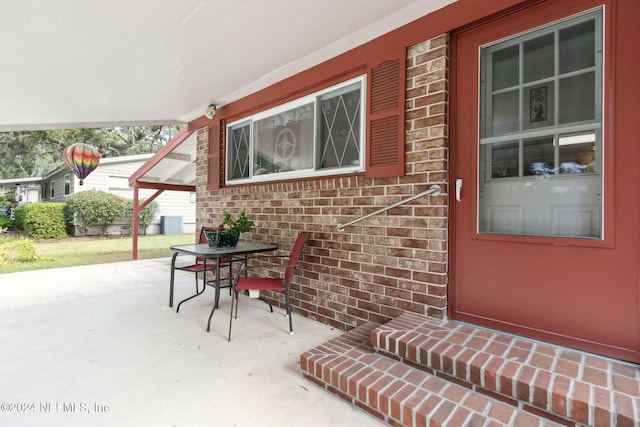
left=44, top=154, right=195, bottom=234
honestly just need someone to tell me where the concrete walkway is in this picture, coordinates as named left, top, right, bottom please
left=0, top=258, right=384, bottom=427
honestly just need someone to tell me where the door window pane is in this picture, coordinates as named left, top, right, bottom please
left=492, top=45, right=519, bottom=90
left=523, top=82, right=555, bottom=130
left=559, top=19, right=596, bottom=74
left=486, top=141, right=519, bottom=178
left=523, top=33, right=554, bottom=83
left=559, top=72, right=595, bottom=124
left=479, top=10, right=603, bottom=239
left=559, top=132, right=597, bottom=174
left=491, top=90, right=519, bottom=135
left=524, top=137, right=555, bottom=176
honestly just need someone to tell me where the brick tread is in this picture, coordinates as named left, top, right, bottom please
left=371, top=313, right=640, bottom=427
left=301, top=321, right=564, bottom=427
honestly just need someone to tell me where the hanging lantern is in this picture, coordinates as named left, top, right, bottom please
left=62, top=143, right=100, bottom=186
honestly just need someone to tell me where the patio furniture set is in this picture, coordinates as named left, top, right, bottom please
left=169, top=227, right=309, bottom=341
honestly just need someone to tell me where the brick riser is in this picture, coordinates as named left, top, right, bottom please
left=301, top=321, right=566, bottom=426
left=371, top=313, right=640, bottom=427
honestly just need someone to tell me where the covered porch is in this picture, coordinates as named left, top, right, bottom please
left=3, top=258, right=638, bottom=426
left=3, top=1, right=640, bottom=425
left=0, top=258, right=384, bottom=426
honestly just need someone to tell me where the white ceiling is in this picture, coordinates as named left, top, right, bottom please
left=0, top=0, right=456, bottom=132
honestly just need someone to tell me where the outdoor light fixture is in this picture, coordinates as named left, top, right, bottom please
left=205, top=104, right=217, bottom=119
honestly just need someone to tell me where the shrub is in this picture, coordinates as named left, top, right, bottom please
left=0, top=238, right=38, bottom=264
left=13, top=205, right=26, bottom=230
left=21, top=203, right=68, bottom=239
left=0, top=216, right=14, bottom=230
left=124, top=199, right=160, bottom=235
left=65, top=190, right=127, bottom=236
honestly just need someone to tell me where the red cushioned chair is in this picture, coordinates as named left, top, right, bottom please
left=169, top=226, right=231, bottom=308
left=227, top=232, right=309, bottom=341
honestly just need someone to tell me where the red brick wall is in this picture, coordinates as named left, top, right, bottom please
left=196, top=34, right=449, bottom=331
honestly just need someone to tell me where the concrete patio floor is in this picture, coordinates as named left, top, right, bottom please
left=0, top=257, right=385, bottom=427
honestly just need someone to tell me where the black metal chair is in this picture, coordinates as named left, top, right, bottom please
left=169, top=226, right=230, bottom=308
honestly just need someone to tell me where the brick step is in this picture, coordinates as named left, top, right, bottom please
left=370, top=313, right=640, bottom=427
left=300, top=321, right=565, bottom=426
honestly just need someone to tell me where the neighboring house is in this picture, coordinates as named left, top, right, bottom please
left=0, top=177, right=42, bottom=205
left=9, top=153, right=196, bottom=235
left=133, top=0, right=639, bottom=364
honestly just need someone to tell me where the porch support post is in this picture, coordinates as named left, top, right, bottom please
left=132, top=185, right=140, bottom=260
left=132, top=186, right=166, bottom=260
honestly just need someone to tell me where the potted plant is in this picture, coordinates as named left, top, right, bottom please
left=206, top=210, right=255, bottom=247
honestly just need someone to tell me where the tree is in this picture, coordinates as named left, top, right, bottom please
left=0, top=125, right=183, bottom=179
left=0, top=131, right=61, bottom=178
left=104, top=126, right=181, bottom=155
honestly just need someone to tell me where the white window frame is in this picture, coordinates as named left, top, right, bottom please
left=64, top=174, right=71, bottom=196
left=226, top=76, right=366, bottom=184
left=50, top=180, right=55, bottom=199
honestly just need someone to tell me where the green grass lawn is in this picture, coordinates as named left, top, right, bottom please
left=0, top=234, right=195, bottom=274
